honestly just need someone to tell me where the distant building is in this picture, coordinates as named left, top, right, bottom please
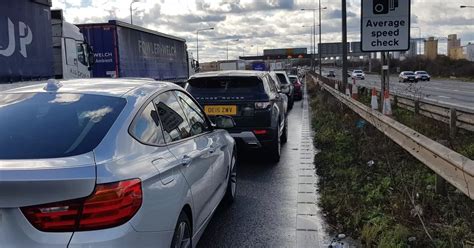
left=449, top=47, right=465, bottom=60
left=447, top=34, right=461, bottom=58
left=424, top=37, right=438, bottom=60
left=466, top=43, right=474, bottom=62
left=405, top=39, right=418, bottom=57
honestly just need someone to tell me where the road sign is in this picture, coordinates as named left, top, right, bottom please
left=361, top=0, right=410, bottom=52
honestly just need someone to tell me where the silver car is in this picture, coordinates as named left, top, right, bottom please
left=0, top=79, right=237, bottom=247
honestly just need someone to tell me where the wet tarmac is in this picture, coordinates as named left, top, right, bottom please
left=197, top=94, right=333, bottom=247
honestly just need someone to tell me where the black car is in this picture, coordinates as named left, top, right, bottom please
left=326, top=70, right=336, bottom=77
left=186, top=70, right=287, bottom=162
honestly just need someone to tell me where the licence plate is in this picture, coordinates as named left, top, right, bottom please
left=204, top=105, right=237, bottom=116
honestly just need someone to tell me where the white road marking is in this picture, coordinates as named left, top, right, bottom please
left=438, top=95, right=451, bottom=99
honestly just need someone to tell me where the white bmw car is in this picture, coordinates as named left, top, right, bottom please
left=0, top=79, right=237, bottom=248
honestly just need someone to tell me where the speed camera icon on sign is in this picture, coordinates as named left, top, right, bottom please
left=373, top=0, right=399, bottom=14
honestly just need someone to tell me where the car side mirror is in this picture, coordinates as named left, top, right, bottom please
left=214, top=115, right=235, bottom=129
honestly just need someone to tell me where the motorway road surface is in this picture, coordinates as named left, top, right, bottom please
left=197, top=91, right=335, bottom=247
left=324, top=67, right=474, bottom=110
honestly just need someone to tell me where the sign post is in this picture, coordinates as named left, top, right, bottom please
left=361, top=0, right=410, bottom=112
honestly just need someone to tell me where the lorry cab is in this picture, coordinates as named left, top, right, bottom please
left=51, top=10, right=94, bottom=79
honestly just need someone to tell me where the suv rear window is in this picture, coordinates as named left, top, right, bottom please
left=186, top=76, right=263, bottom=94
left=0, top=93, right=126, bottom=159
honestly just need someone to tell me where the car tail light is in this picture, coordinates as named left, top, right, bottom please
left=21, top=179, right=142, bottom=232
left=255, top=102, right=271, bottom=109
left=253, top=129, right=268, bottom=135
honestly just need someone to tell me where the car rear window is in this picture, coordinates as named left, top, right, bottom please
left=276, top=74, right=289, bottom=85
left=289, top=76, right=298, bottom=83
left=0, top=93, right=126, bottom=159
left=186, top=76, right=264, bottom=94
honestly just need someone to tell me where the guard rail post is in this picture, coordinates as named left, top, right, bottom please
left=414, top=100, right=420, bottom=115
left=393, top=95, right=398, bottom=110
left=450, top=108, right=457, bottom=138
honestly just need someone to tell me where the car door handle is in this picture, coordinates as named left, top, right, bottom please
left=181, top=155, right=193, bottom=167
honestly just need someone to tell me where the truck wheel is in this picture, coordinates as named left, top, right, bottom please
left=267, top=125, right=281, bottom=163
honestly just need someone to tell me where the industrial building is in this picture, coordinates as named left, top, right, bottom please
left=424, top=37, right=438, bottom=60
left=466, top=43, right=474, bottom=62
left=447, top=34, right=462, bottom=59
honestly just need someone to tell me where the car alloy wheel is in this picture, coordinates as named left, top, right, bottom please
left=171, top=213, right=191, bottom=248
left=266, top=122, right=281, bottom=163
left=230, top=154, right=237, bottom=197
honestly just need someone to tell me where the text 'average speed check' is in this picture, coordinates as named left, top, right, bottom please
left=361, top=0, right=411, bottom=52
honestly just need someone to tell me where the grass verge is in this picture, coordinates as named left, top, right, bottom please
left=308, top=81, right=474, bottom=247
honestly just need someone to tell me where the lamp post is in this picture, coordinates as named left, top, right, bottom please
left=251, top=45, right=259, bottom=56
left=302, top=25, right=313, bottom=61
left=411, top=26, right=421, bottom=55
left=130, top=0, right=138, bottom=25
left=226, top=39, right=239, bottom=60
left=196, top=27, right=214, bottom=67
left=318, top=2, right=327, bottom=76
left=301, top=6, right=326, bottom=73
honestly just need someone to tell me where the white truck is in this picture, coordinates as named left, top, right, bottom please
left=51, top=9, right=94, bottom=79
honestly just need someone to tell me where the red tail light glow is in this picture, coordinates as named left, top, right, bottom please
left=253, top=129, right=268, bottom=135
left=21, top=179, right=142, bottom=232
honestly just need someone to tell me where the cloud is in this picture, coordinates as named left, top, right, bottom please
left=52, top=0, right=474, bottom=62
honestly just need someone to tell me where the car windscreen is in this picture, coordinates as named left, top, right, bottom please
left=416, top=71, right=427, bottom=74
left=186, top=76, right=264, bottom=94
left=404, top=72, right=415, bottom=75
left=276, top=74, right=289, bottom=85
left=0, top=93, right=126, bottom=159
left=353, top=70, right=363, bottom=73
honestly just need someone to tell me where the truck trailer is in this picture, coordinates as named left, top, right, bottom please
left=0, top=1, right=94, bottom=83
left=78, top=21, right=191, bottom=83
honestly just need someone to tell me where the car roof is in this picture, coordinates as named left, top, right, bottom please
left=3, top=78, right=177, bottom=97
left=401, top=71, right=414, bottom=73
left=190, top=70, right=266, bottom=79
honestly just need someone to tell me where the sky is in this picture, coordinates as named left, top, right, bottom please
left=53, top=0, right=474, bottom=62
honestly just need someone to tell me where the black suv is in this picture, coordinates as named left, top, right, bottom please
left=186, top=70, right=287, bottom=162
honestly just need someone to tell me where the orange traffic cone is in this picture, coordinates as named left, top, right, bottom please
left=382, top=90, right=392, bottom=115
left=371, top=87, right=378, bottom=110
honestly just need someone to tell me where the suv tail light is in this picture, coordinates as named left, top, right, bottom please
left=21, top=179, right=142, bottom=232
